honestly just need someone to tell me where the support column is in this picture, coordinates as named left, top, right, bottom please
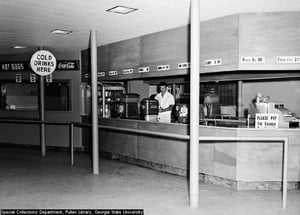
left=189, top=0, right=200, bottom=208
left=237, top=80, right=243, bottom=118
left=39, top=46, right=46, bottom=156
left=40, top=75, right=46, bottom=156
left=90, top=29, right=99, bottom=174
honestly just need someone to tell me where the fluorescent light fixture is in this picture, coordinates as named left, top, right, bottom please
left=12, top=45, right=27, bottom=49
left=107, top=6, right=137, bottom=14
left=50, top=29, right=73, bottom=36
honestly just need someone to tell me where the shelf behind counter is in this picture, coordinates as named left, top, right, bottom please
left=81, top=117, right=300, bottom=190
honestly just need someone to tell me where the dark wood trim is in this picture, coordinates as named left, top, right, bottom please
left=200, top=70, right=300, bottom=82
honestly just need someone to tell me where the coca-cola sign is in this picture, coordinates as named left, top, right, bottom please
left=56, top=60, right=79, bottom=70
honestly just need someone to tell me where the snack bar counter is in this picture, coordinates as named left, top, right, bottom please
left=95, top=117, right=300, bottom=190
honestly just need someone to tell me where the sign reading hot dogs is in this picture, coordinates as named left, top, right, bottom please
left=30, top=50, right=57, bottom=76
left=0, top=62, right=28, bottom=71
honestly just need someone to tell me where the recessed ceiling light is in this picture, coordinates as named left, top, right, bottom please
left=107, top=6, right=137, bottom=14
left=50, top=29, right=73, bottom=36
left=12, top=45, right=27, bottom=49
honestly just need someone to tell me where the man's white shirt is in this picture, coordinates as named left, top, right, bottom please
left=155, top=91, right=175, bottom=123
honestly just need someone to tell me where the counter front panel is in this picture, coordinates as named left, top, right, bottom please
left=97, top=118, right=300, bottom=190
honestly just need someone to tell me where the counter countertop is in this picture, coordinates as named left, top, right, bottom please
left=97, top=117, right=300, bottom=131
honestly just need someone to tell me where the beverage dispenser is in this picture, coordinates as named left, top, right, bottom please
left=119, top=93, right=140, bottom=119
left=98, top=82, right=125, bottom=118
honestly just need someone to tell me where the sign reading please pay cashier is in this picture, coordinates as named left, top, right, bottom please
left=255, top=113, right=279, bottom=129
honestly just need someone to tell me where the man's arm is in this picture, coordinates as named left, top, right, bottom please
left=159, top=104, right=173, bottom=112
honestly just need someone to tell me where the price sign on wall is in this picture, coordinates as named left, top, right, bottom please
left=45, top=74, right=52, bottom=83
left=30, top=74, right=37, bottom=83
left=15, top=74, right=22, bottom=83
left=277, top=56, right=300, bottom=64
left=255, top=113, right=279, bottom=129
left=204, top=59, right=222, bottom=67
left=241, top=56, right=265, bottom=64
left=30, top=50, right=57, bottom=76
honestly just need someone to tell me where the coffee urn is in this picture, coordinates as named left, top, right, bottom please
left=140, top=98, right=159, bottom=122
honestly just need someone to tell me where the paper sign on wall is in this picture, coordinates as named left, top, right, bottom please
left=108, top=71, right=118, bottom=76
left=97, top=72, right=105, bottom=77
left=241, top=56, right=265, bottom=64
left=123, top=69, right=133, bottom=75
left=205, top=59, right=222, bottom=67
left=15, top=74, right=22, bottom=83
left=138, top=67, right=150, bottom=73
left=46, top=74, right=52, bottom=83
left=255, top=113, right=279, bottom=129
left=277, top=56, right=300, bottom=64
left=30, top=74, right=36, bottom=83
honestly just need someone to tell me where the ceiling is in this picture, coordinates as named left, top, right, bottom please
left=0, top=0, right=300, bottom=56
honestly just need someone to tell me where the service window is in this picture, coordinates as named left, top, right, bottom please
left=0, top=83, right=38, bottom=110
left=200, top=82, right=237, bottom=106
left=45, top=81, right=71, bottom=111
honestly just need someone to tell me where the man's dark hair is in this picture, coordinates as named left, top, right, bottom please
left=159, top=82, right=167, bottom=87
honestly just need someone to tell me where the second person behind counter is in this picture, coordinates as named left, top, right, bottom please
left=155, top=82, right=175, bottom=123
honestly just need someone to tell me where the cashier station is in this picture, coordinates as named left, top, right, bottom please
left=254, top=101, right=299, bottom=128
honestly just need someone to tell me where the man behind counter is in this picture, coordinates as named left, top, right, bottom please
left=155, top=82, right=175, bottom=123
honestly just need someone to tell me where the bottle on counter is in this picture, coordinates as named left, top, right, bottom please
left=103, top=104, right=111, bottom=118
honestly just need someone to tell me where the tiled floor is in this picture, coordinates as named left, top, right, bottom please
left=0, top=147, right=300, bottom=215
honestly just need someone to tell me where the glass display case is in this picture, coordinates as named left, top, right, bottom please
left=0, top=81, right=71, bottom=111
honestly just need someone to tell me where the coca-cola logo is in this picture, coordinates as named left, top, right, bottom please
left=58, top=62, right=75, bottom=70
